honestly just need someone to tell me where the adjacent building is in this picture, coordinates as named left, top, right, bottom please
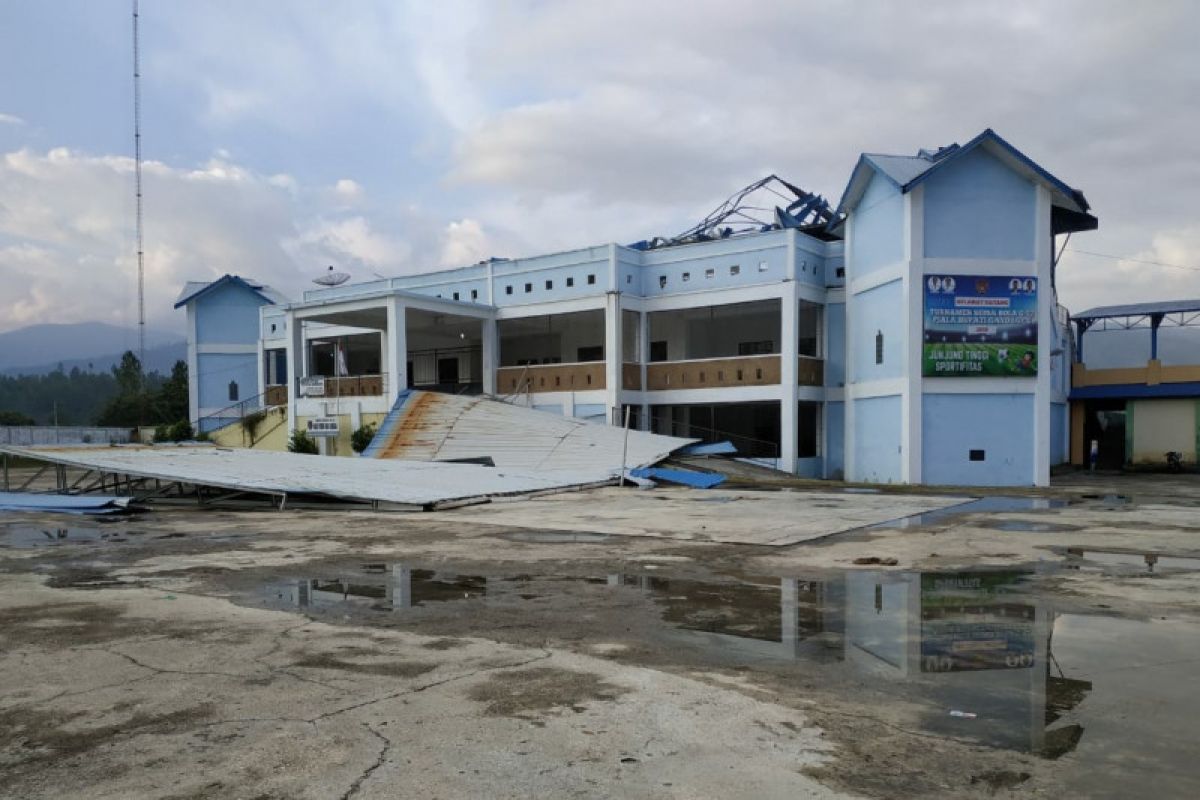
left=180, top=129, right=1101, bottom=486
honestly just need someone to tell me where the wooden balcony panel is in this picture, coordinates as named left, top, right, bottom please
left=797, top=356, right=824, bottom=386
left=264, top=384, right=287, bottom=406
left=497, top=362, right=607, bottom=393
left=622, top=362, right=642, bottom=390
left=645, top=355, right=781, bottom=391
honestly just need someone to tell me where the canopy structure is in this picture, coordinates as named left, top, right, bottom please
left=1072, top=299, right=1200, bottom=361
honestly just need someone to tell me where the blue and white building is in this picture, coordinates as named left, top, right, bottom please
left=174, top=275, right=286, bottom=432
left=181, top=129, right=1098, bottom=486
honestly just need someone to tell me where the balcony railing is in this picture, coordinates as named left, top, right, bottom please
left=296, top=374, right=387, bottom=398
left=498, top=362, right=606, bottom=393
left=646, top=355, right=781, bottom=390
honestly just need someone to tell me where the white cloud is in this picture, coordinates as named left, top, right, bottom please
left=0, top=113, right=24, bottom=126
left=0, top=147, right=428, bottom=333
left=438, top=218, right=491, bottom=267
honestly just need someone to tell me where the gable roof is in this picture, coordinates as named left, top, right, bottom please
left=173, top=274, right=287, bottom=309
left=833, top=129, right=1094, bottom=233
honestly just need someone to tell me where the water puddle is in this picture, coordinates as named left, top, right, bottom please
left=499, top=531, right=612, bottom=544
left=0, top=523, right=134, bottom=548
left=247, top=557, right=1200, bottom=787
left=1062, top=547, right=1200, bottom=573
left=873, top=496, right=1070, bottom=530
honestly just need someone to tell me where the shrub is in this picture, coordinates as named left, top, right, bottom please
left=240, top=410, right=268, bottom=444
left=350, top=422, right=377, bottom=454
left=288, top=429, right=319, bottom=455
left=168, top=420, right=194, bottom=442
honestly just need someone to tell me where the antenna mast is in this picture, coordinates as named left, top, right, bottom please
left=132, top=0, right=145, bottom=368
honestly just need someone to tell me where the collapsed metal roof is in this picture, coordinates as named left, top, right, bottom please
left=364, top=390, right=696, bottom=472
left=627, top=175, right=838, bottom=251
left=0, top=444, right=618, bottom=511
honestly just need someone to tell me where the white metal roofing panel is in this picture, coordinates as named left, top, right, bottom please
left=0, top=445, right=615, bottom=509
left=366, top=391, right=696, bottom=471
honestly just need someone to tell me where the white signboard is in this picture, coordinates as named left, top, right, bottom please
left=299, top=376, right=326, bottom=397
left=306, top=417, right=339, bottom=437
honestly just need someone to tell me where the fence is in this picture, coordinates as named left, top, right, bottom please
left=0, top=426, right=133, bottom=446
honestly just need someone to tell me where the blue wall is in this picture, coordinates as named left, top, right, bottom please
left=825, top=401, right=845, bottom=479
left=922, top=148, right=1035, bottom=261
left=921, top=393, right=1034, bottom=486
left=849, top=173, right=904, bottom=277
left=195, top=282, right=268, bottom=345
left=197, top=352, right=259, bottom=410
left=853, top=394, right=902, bottom=483
left=825, top=302, right=846, bottom=386
left=640, top=233, right=788, bottom=297
left=851, top=281, right=904, bottom=382
left=1051, top=402, right=1067, bottom=466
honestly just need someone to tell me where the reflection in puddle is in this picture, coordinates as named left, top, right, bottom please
left=499, top=531, right=612, bottom=544
left=262, top=562, right=1140, bottom=761
left=1063, top=547, right=1200, bottom=573
left=874, top=496, right=1070, bottom=530
left=0, top=524, right=126, bottom=547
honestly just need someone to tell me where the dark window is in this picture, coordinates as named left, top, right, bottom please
left=545, top=280, right=553, bottom=290
left=738, top=340, right=774, bottom=356
left=452, top=292, right=459, bottom=301
left=524, top=283, right=532, bottom=293
left=470, top=289, right=478, bottom=300
left=836, top=267, right=845, bottom=278
left=730, top=265, right=740, bottom=275
left=649, top=341, right=669, bottom=362
left=437, top=358, right=459, bottom=384
left=587, top=274, right=596, bottom=285
left=228, top=381, right=239, bottom=401
left=798, top=402, right=819, bottom=458
left=659, top=275, right=667, bottom=288
left=577, top=345, right=604, bottom=362
left=566, top=277, right=574, bottom=287
left=969, top=449, right=986, bottom=462
left=875, top=331, right=884, bottom=364
left=505, top=285, right=513, bottom=295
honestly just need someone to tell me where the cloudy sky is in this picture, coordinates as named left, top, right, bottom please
left=2, top=0, right=1199, bottom=334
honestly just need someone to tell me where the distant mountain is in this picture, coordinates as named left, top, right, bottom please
left=0, top=322, right=186, bottom=376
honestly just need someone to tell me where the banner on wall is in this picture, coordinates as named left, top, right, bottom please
left=922, top=274, right=1038, bottom=377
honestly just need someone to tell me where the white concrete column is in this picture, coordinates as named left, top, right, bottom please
left=285, top=310, right=303, bottom=433
left=385, top=297, right=407, bottom=404
left=482, top=317, right=498, bottom=395
left=1033, top=186, right=1053, bottom=487
left=780, top=282, right=800, bottom=472
left=186, top=304, right=199, bottom=426
left=843, top=215, right=856, bottom=481
left=638, top=311, right=650, bottom=431
left=902, top=187, right=924, bottom=484
left=604, top=291, right=622, bottom=424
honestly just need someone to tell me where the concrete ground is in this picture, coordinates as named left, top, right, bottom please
left=2, top=470, right=1199, bottom=798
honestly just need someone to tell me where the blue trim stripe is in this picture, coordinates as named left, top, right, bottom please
left=1070, top=382, right=1200, bottom=400
left=360, top=389, right=416, bottom=458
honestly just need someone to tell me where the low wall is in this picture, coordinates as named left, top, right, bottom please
left=0, top=426, right=133, bottom=446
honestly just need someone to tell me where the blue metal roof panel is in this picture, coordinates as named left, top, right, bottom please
left=1073, top=300, right=1200, bottom=321
left=173, top=274, right=281, bottom=309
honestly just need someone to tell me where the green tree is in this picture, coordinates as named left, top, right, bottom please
left=0, top=410, right=36, bottom=426
left=287, top=430, right=319, bottom=455
left=158, top=360, right=189, bottom=422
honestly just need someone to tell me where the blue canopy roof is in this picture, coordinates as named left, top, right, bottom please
left=1073, top=299, right=1200, bottom=321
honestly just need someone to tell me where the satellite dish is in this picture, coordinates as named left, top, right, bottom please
left=313, top=265, right=351, bottom=287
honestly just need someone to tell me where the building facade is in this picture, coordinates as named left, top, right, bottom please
left=182, top=130, right=1098, bottom=486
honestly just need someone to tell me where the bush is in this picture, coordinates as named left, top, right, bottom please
left=240, top=410, right=268, bottom=445
left=153, top=419, right=194, bottom=443
left=350, top=423, right=377, bottom=454
left=288, top=429, right=319, bottom=455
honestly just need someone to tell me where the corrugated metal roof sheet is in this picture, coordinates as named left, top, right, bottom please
left=364, top=390, right=697, bottom=472
left=1073, top=299, right=1200, bottom=321
left=863, top=153, right=934, bottom=187
left=0, top=445, right=616, bottom=510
